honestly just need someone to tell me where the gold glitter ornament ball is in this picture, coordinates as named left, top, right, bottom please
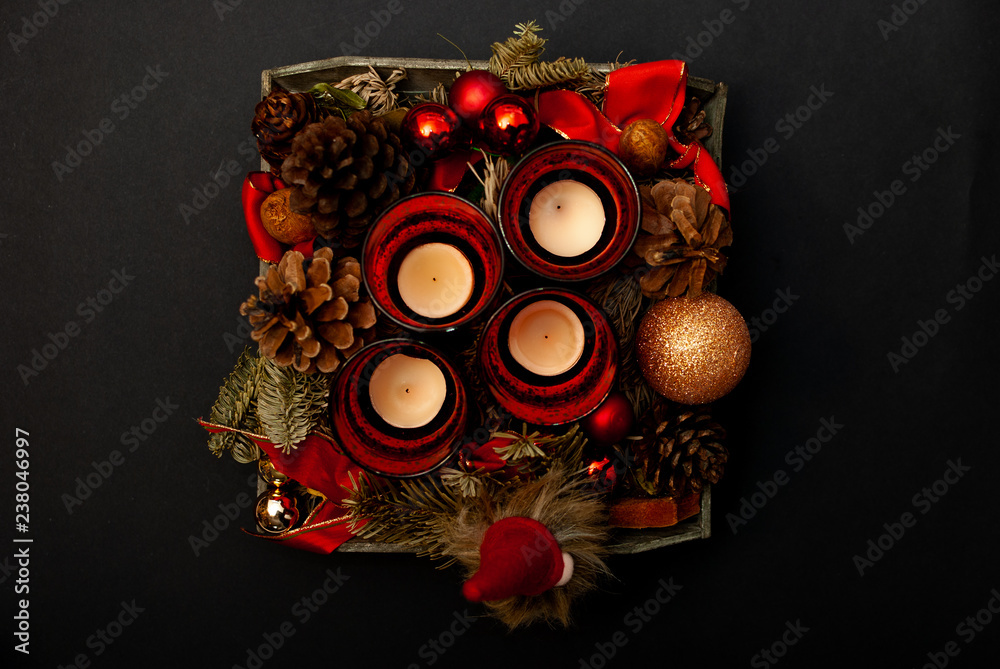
left=636, top=293, right=751, bottom=405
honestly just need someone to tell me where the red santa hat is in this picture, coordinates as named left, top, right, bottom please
left=462, top=516, right=572, bottom=602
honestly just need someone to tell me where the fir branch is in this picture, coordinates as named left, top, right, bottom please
left=504, top=56, right=591, bottom=91
left=256, top=357, right=330, bottom=453
left=440, top=467, right=484, bottom=498
left=342, top=472, right=461, bottom=562
left=586, top=272, right=656, bottom=417
left=207, top=348, right=262, bottom=462
left=488, top=20, right=547, bottom=82
left=466, top=153, right=510, bottom=222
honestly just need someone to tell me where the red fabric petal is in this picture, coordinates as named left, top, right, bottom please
left=242, top=172, right=286, bottom=262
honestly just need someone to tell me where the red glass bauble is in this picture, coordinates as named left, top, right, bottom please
left=580, top=392, right=634, bottom=446
left=449, top=70, right=507, bottom=125
left=400, top=102, right=461, bottom=160
left=478, top=94, right=540, bottom=156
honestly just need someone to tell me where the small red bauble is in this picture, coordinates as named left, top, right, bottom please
left=581, top=391, right=635, bottom=446
left=478, top=94, right=540, bottom=156
left=400, top=102, right=461, bottom=160
left=449, top=70, right=507, bottom=125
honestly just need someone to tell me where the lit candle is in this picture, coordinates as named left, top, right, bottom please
left=397, top=243, right=475, bottom=319
left=507, top=300, right=585, bottom=376
left=368, top=354, right=447, bottom=429
left=528, top=180, right=605, bottom=257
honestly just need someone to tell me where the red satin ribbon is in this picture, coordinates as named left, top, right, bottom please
left=199, top=421, right=364, bottom=553
left=537, top=60, right=730, bottom=212
left=427, top=149, right=483, bottom=192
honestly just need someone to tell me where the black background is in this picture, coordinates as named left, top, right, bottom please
left=4, top=1, right=999, bottom=667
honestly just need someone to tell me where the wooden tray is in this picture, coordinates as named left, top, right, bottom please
left=258, top=56, right=727, bottom=554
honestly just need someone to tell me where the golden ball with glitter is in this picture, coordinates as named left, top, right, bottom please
left=636, top=293, right=751, bottom=405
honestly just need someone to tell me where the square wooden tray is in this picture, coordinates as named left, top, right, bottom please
left=258, top=56, right=727, bottom=554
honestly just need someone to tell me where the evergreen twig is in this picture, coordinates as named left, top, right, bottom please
left=256, top=356, right=330, bottom=453
left=207, top=348, right=262, bottom=463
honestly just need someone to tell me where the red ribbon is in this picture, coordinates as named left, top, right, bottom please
left=242, top=172, right=316, bottom=264
left=426, top=148, right=483, bottom=193
left=537, top=60, right=729, bottom=212
left=199, top=421, right=364, bottom=553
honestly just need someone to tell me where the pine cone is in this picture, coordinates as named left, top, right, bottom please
left=281, top=112, right=417, bottom=250
left=632, top=178, right=732, bottom=298
left=239, top=248, right=377, bottom=374
left=673, top=96, right=713, bottom=145
left=252, top=88, right=323, bottom=175
left=631, top=399, right=728, bottom=497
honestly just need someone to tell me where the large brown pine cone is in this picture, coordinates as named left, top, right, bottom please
left=281, top=111, right=416, bottom=250
left=632, top=178, right=732, bottom=298
left=631, top=399, right=728, bottom=497
left=252, top=88, right=323, bottom=175
left=239, top=248, right=377, bottom=374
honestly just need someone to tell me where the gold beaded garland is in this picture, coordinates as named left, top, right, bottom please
left=636, top=292, right=751, bottom=405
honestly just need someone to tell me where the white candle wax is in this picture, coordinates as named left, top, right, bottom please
left=528, top=180, right=606, bottom=257
left=397, top=243, right=475, bottom=319
left=368, top=354, right=447, bottom=429
left=507, top=300, right=586, bottom=376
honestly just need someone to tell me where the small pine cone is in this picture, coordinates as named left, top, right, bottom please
left=252, top=87, right=323, bottom=175
left=673, top=95, right=713, bottom=145
left=631, top=178, right=732, bottom=298
left=239, top=248, right=377, bottom=374
left=631, top=399, right=728, bottom=497
left=281, top=112, right=417, bottom=250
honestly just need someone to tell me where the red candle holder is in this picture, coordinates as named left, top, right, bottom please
left=477, top=288, right=618, bottom=425
left=497, top=140, right=640, bottom=282
left=330, top=339, right=468, bottom=478
left=362, top=192, right=505, bottom=333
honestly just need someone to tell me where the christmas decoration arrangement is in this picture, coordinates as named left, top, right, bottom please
left=201, top=20, right=750, bottom=629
